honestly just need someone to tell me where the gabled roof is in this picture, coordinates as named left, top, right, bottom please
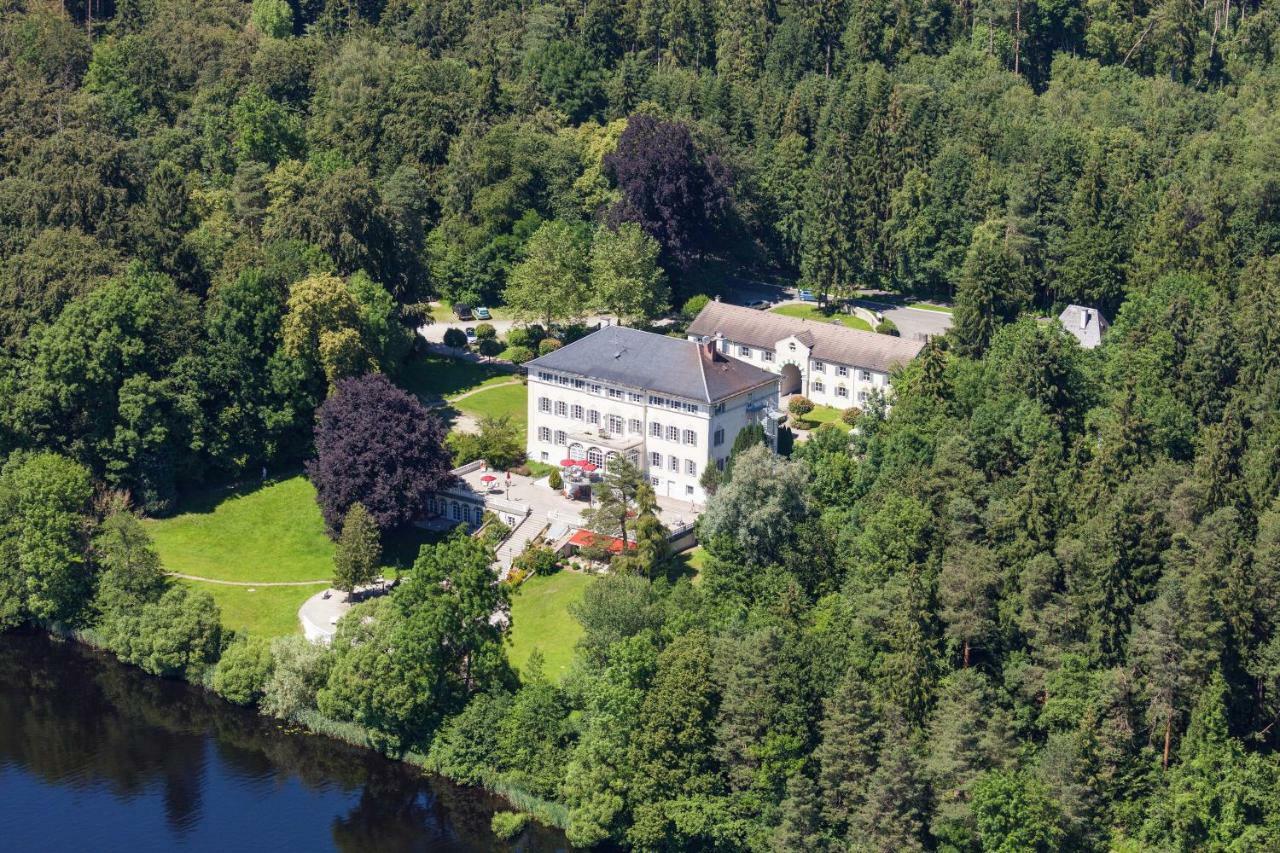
left=1057, top=305, right=1109, bottom=349
left=687, top=301, right=925, bottom=373
left=525, top=325, right=778, bottom=404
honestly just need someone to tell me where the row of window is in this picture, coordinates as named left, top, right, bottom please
left=538, top=398, right=645, bottom=434
left=426, top=496, right=482, bottom=526
left=649, top=422, right=698, bottom=446
left=648, top=395, right=701, bottom=414
left=810, top=381, right=870, bottom=401
left=649, top=452, right=698, bottom=477
left=717, top=340, right=879, bottom=382
left=811, top=362, right=874, bottom=381
left=536, top=371, right=646, bottom=402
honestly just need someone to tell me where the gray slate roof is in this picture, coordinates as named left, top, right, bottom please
left=1058, top=305, right=1109, bottom=349
left=687, top=301, right=925, bottom=373
left=525, top=325, right=778, bottom=403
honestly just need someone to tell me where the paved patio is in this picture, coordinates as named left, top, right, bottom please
left=451, top=463, right=700, bottom=536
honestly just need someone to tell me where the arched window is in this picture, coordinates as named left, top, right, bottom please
left=605, top=451, right=620, bottom=469
left=568, top=442, right=585, bottom=460
left=587, top=447, right=604, bottom=466
left=451, top=502, right=461, bottom=520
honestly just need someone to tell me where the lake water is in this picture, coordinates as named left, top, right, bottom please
left=0, top=631, right=569, bottom=852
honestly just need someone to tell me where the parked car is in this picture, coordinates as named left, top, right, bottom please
left=453, top=303, right=473, bottom=320
left=798, top=289, right=817, bottom=302
left=464, top=327, right=478, bottom=343
left=745, top=299, right=770, bottom=310
left=474, top=306, right=492, bottom=320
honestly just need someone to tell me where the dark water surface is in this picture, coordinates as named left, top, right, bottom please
left=0, top=631, right=568, bottom=852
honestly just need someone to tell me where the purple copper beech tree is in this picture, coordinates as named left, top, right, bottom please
left=604, top=114, right=732, bottom=269
left=306, top=373, right=452, bottom=534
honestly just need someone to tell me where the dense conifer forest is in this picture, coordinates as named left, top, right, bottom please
left=3, top=0, right=1280, bottom=849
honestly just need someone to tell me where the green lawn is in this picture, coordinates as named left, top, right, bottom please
left=907, top=301, right=953, bottom=313
left=144, top=476, right=335, bottom=583
left=771, top=303, right=873, bottom=331
left=398, top=354, right=515, bottom=401
left=179, top=580, right=316, bottom=638
left=507, top=571, right=595, bottom=681
left=794, top=404, right=847, bottom=430
left=454, top=382, right=528, bottom=427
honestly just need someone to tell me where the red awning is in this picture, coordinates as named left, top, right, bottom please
left=567, top=529, right=635, bottom=554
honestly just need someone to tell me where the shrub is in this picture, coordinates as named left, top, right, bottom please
left=212, top=636, right=274, bottom=706
left=538, top=338, right=562, bottom=355
left=506, top=327, right=531, bottom=348
left=491, top=811, right=530, bottom=840
left=477, top=337, right=504, bottom=357
left=507, top=345, right=535, bottom=364
left=442, top=327, right=467, bottom=348
left=682, top=293, right=711, bottom=318
left=447, top=430, right=483, bottom=467
left=788, top=396, right=814, bottom=417
left=841, top=406, right=862, bottom=426
left=876, top=318, right=900, bottom=336
left=515, top=545, right=560, bottom=576
left=526, top=324, right=547, bottom=343
left=547, top=468, right=563, bottom=490
left=260, top=635, right=333, bottom=718
left=475, top=323, right=496, bottom=339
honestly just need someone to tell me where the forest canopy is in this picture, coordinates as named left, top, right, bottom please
left=2, top=0, right=1280, bottom=849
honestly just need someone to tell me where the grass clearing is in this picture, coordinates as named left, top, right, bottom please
left=506, top=570, right=595, bottom=681
left=150, top=476, right=441, bottom=638
left=794, top=404, right=847, bottom=430
left=145, top=476, right=334, bottom=583
left=454, top=382, right=528, bottom=427
left=179, top=580, right=316, bottom=638
left=771, top=303, right=873, bottom=331
left=398, top=354, right=514, bottom=401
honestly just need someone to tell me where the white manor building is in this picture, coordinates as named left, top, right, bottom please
left=524, top=325, right=782, bottom=503
left=686, top=301, right=925, bottom=409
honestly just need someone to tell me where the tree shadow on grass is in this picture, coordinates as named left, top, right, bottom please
left=156, top=469, right=307, bottom=518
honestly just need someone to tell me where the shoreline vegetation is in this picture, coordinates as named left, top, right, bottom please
left=44, top=619, right=571, bottom=832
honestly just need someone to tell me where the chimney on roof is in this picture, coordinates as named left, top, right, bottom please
left=1080, top=308, right=1090, bottom=330
left=701, top=333, right=723, bottom=362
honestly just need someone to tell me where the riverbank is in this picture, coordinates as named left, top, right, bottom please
left=39, top=621, right=571, bottom=839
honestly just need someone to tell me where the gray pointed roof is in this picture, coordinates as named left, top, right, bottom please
left=687, top=301, right=925, bottom=373
left=525, top=325, right=778, bottom=403
left=1057, top=305, right=1109, bottom=349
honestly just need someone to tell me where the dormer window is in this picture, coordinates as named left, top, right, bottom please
left=788, top=342, right=796, bottom=351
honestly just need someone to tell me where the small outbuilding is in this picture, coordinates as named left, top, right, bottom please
left=1058, top=304, right=1109, bottom=349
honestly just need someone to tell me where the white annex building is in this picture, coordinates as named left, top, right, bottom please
left=686, top=301, right=925, bottom=409
left=524, top=325, right=782, bottom=503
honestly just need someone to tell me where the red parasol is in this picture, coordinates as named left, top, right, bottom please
left=559, top=458, right=580, bottom=467
left=577, top=461, right=598, bottom=473
left=480, top=474, right=497, bottom=483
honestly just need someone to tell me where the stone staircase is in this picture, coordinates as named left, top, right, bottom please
left=494, top=509, right=549, bottom=576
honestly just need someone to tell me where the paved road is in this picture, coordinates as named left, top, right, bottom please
left=855, top=300, right=953, bottom=342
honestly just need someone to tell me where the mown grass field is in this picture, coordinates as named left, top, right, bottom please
left=454, top=382, right=528, bottom=427
left=147, top=475, right=435, bottom=638
left=506, top=570, right=595, bottom=681
left=144, top=476, right=335, bottom=583
left=770, top=303, right=873, bottom=331
left=180, top=581, right=318, bottom=638
left=793, top=404, right=848, bottom=430
left=399, top=353, right=515, bottom=401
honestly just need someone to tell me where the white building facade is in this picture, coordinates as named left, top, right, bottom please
left=524, top=326, right=781, bottom=503
left=687, top=301, right=926, bottom=409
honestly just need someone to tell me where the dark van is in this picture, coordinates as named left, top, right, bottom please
left=453, top=303, right=473, bottom=320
